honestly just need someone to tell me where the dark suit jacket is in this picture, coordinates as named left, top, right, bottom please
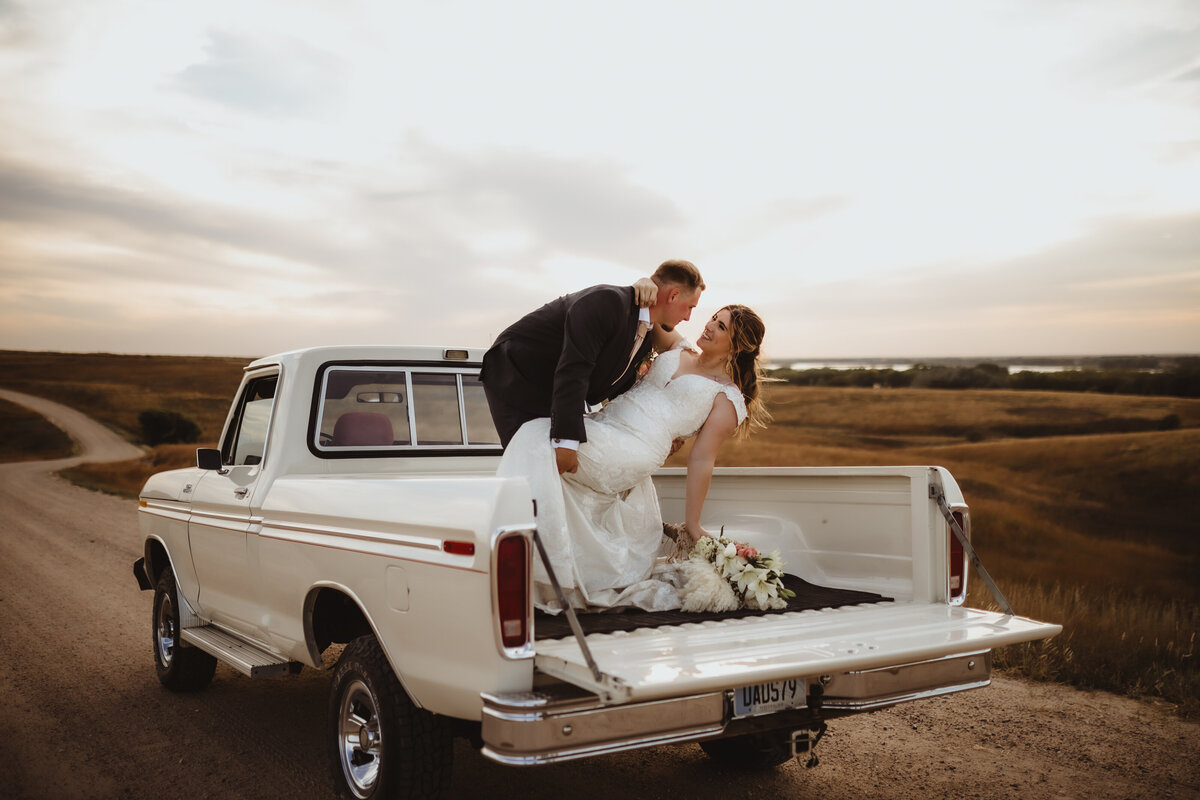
left=481, top=284, right=653, bottom=445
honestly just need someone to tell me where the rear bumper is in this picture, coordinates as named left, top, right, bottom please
left=822, top=649, right=991, bottom=710
left=481, top=650, right=991, bottom=764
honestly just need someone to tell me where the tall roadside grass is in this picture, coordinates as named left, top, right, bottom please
left=973, top=580, right=1198, bottom=717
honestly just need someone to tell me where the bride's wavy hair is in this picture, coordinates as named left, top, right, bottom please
left=722, top=304, right=773, bottom=437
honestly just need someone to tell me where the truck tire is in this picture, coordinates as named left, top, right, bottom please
left=152, top=570, right=216, bottom=691
left=700, top=730, right=793, bottom=768
left=328, top=635, right=452, bottom=800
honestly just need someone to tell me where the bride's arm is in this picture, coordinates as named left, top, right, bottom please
left=649, top=323, right=684, bottom=353
left=682, top=394, right=739, bottom=543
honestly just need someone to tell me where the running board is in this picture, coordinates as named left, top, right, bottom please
left=181, top=626, right=297, bottom=678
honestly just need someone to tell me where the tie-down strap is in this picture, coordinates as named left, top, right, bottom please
left=928, top=471, right=1015, bottom=617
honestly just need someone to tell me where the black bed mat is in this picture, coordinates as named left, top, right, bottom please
left=534, top=574, right=892, bottom=640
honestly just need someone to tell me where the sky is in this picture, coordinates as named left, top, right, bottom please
left=1, top=0, right=1199, bottom=360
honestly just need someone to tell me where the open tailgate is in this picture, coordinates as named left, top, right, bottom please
left=534, top=602, right=1061, bottom=703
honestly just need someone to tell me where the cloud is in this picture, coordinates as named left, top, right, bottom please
left=1063, top=9, right=1200, bottom=91
left=172, top=30, right=348, bottom=118
left=706, top=196, right=849, bottom=259
left=420, top=144, right=686, bottom=262
left=0, top=140, right=690, bottom=354
left=0, top=0, right=33, bottom=47
left=0, top=153, right=347, bottom=285
left=2, top=0, right=1197, bottom=358
left=766, top=212, right=1200, bottom=358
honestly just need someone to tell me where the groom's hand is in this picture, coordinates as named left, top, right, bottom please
left=632, top=277, right=658, bottom=307
left=555, top=448, right=579, bottom=474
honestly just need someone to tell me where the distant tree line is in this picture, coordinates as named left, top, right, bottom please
left=770, top=357, right=1200, bottom=398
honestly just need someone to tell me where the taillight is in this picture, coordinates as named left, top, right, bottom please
left=948, top=510, right=967, bottom=604
left=495, top=534, right=530, bottom=651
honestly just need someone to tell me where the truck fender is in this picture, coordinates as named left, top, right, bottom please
left=136, top=538, right=174, bottom=591
left=302, top=582, right=423, bottom=707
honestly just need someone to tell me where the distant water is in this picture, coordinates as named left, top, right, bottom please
left=774, top=361, right=1067, bottom=374
left=783, top=361, right=915, bottom=372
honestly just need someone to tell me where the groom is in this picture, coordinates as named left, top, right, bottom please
left=481, top=259, right=705, bottom=473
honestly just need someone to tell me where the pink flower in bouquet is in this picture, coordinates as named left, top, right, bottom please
left=736, top=544, right=759, bottom=560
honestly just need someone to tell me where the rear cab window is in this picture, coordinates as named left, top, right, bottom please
left=311, top=363, right=501, bottom=457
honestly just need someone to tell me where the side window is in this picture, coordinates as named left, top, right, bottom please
left=224, top=375, right=278, bottom=466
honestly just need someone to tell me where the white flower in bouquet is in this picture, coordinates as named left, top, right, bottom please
left=715, top=540, right=744, bottom=580
left=738, top=566, right=788, bottom=610
left=692, top=535, right=718, bottom=561
left=760, top=550, right=785, bottom=573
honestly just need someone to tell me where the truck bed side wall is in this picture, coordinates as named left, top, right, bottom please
left=257, top=473, right=537, bottom=720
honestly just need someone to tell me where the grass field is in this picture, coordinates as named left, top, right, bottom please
left=0, top=396, right=76, bottom=461
left=2, top=350, right=1197, bottom=715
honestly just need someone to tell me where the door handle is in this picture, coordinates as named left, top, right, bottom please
left=234, top=487, right=250, bottom=498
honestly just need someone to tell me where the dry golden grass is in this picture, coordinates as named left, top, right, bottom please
left=0, top=349, right=246, bottom=441
left=974, top=580, right=1198, bottom=718
left=0, top=397, right=76, bottom=461
left=60, top=444, right=213, bottom=497
left=4, top=353, right=1198, bottom=714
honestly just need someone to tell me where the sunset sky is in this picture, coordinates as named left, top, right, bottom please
left=2, top=0, right=1198, bottom=360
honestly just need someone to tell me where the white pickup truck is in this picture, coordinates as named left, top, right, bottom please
left=133, top=345, right=1060, bottom=799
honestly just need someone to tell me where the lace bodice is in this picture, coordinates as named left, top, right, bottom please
left=571, top=345, right=746, bottom=496
left=601, top=345, right=746, bottom=437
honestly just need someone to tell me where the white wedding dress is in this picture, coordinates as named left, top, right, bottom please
left=497, top=344, right=748, bottom=612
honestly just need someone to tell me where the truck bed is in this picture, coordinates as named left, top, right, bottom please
left=534, top=575, right=892, bottom=639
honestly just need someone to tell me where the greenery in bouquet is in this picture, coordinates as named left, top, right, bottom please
left=679, top=532, right=795, bottom=613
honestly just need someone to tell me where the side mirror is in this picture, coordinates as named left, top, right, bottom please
left=196, top=448, right=224, bottom=471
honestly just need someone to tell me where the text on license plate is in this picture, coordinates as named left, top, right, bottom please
left=733, top=678, right=807, bottom=718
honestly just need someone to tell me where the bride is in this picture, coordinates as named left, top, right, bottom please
left=497, top=304, right=770, bottom=612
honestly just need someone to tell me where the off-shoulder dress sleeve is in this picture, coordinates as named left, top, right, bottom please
left=720, top=385, right=748, bottom=427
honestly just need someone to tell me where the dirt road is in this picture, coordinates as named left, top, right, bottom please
left=0, top=391, right=1196, bottom=799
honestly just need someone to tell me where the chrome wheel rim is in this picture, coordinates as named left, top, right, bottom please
left=338, top=679, right=382, bottom=798
left=155, top=592, right=176, bottom=667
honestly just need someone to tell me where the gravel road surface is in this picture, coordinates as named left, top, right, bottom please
left=1, top=389, right=1196, bottom=799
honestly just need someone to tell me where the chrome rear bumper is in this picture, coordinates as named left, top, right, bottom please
left=481, top=683, right=726, bottom=765
left=481, top=650, right=992, bottom=765
left=821, top=650, right=991, bottom=710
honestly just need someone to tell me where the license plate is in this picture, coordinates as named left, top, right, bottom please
left=733, top=678, right=807, bottom=718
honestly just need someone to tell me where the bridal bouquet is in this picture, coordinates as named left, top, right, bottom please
left=679, top=533, right=795, bottom=613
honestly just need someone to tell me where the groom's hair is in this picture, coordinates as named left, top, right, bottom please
left=652, top=259, right=705, bottom=292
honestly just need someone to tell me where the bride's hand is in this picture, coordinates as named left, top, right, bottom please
left=632, top=277, right=658, bottom=307
left=555, top=448, right=579, bottom=474
left=682, top=522, right=711, bottom=544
